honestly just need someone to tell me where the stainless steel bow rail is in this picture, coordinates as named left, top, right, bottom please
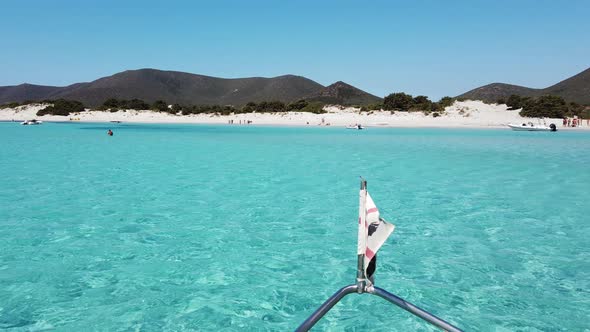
left=296, top=180, right=463, bottom=332
left=295, top=282, right=463, bottom=332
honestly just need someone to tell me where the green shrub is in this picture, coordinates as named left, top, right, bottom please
left=287, top=99, right=308, bottom=111
left=152, top=100, right=168, bottom=112
left=103, top=98, right=119, bottom=108
left=438, top=96, right=455, bottom=108
left=101, top=98, right=150, bottom=110
left=506, top=95, right=533, bottom=110
left=1, top=102, right=20, bottom=109
left=300, top=102, right=325, bottom=114
left=519, top=95, right=567, bottom=118
left=382, top=92, right=441, bottom=113
left=383, top=92, right=414, bottom=111
left=367, top=103, right=383, bottom=111
left=430, top=102, right=442, bottom=113
left=37, top=99, right=85, bottom=116
left=127, top=99, right=149, bottom=110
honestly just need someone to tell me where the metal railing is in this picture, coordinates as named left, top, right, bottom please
left=296, top=179, right=463, bottom=331
left=295, top=283, right=463, bottom=332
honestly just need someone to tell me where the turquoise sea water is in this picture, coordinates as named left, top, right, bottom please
left=0, top=122, right=589, bottom=331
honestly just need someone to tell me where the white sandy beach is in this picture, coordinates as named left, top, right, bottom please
left=1, top=100, right=588, bottom=130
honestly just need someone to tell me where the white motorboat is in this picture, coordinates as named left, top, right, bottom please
left=507, top=122, right=556, bottom=131
left=346, top=124, right=364, bottom=130
left=21, top=119, right=43, bottom=125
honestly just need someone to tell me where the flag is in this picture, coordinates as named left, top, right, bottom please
left=358, top=186, right=395, bottom=276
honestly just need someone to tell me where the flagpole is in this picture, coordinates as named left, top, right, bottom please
left=357, top=178, right=367, bottom=293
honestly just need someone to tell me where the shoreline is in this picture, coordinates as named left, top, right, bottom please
left=7, top=120, right=590, bottom=131
left=2, top=101, right=589, bottom=130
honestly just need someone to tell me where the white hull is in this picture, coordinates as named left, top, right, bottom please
left=507, top=124, right=552, bottom=131
left=21, top=120, right=43, bottom=125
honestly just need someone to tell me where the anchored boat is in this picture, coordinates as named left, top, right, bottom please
left=507, top=122, right=557, bottom=131
left=296, top=179, right=463, bottom=331
left=346, top=124, right=364, bottom=130
left=21, top=119, right=43, bottom=125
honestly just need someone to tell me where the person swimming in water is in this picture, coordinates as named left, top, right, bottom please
left=107, top=129, right=113, bottom=136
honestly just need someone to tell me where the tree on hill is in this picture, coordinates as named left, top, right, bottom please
left=367, top=103, right=383, bottom=111
left=567, top=102, right=584, bottom=116
left=241, top=102, right=257, bottom=113
left=103, top=98, right=119, bottom=108
left=519, top=95, right=567, bottom=118
left=37, top=99, right=85, bottom=116
left=506, top=95, right=532, bottom=110
left=300, top=101, right=326, bottom=114
left=152, top=100, right=168, bottom=112
left=127, top=99, right=149, bottom=110
left=1, top=102, right=20, bottom=109
left=240, top=100, right=324, bottom=114
left=411, top=95, right=433, bottom=112
left=438, top=96, right=455, bottom=108
left=180, top=104, right=237, bottom=115
left=382, top=92, right=453, bottom=115
left=429, top=102, right=443, bottom=113
left=242, top=101, right=286, bottom=113
left=287, top=99, right=308, bottom=111
left=266, top=101, right=286, bottom=112
left=100, top=98, right=150, bottom=110
left=383, top=92, right=414, bottom=111
left=413, top=95, right=429, bottom=104
left=171, top=104, right=183, bottom=113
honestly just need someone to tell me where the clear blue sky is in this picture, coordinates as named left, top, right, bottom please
left=1, top=0, right=589, bottom=100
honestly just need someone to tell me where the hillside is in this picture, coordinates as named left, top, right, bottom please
left=306, top=81, right=382, bottom=106
left=458, top=83, right=540, bottom=103
left=458, top=67, right=590, bottom=104
left=544, top=67, right=590, bottom=104
left=0, top=69, right=379, bottom=107
left=0, top=84, right=62, bottom=103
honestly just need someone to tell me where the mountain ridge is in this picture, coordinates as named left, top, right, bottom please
left=305, top=81, right=381, bottom=105
left=458, top=67, right=590, bottom=104
left=0, top=68, right=380, bottom=107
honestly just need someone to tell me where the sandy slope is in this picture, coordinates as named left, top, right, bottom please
left=1, top=101, right=587, bottom=129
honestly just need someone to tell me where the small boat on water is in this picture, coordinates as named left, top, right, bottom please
left=507, top=122, right=556, bottom=131
left=21, top=119, right=43, bottom=125
left=346, top=124, right=364, bottom=130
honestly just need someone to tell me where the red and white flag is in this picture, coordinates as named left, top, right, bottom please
left=358, top=186, right=395, bottom=275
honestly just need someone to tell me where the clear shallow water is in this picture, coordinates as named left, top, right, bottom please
left=0, top=122, right=589, bottom=331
